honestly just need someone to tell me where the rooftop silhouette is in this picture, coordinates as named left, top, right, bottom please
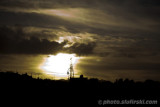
left=0, top=71, right=159, bottom=106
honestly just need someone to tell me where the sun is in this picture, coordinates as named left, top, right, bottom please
left=41, top=53, right=79, bottom=78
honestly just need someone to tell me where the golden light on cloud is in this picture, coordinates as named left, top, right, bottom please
left=40, top=8, right=119, bottom=26
left=39, top=8, right=81, bottom=19
left=55, top=31, right=98, bottom=43
left=1, top=7, right=121, bottom=28
left=49, top=9, right=74, bottom=17
left=41, top=53, right=79, bottom=79
left=37, top=8, right=93, bottom=23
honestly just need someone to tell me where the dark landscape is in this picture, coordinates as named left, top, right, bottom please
left=0, top=71, right=159, bottom=106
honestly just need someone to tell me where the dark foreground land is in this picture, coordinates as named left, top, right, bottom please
left=0, top=72, right=159, bottom=106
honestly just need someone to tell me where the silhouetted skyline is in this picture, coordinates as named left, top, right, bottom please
left=0, top=72, right=159, bottom=106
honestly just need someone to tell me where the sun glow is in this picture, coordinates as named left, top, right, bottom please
left=41, top=53, right=79, bottom=78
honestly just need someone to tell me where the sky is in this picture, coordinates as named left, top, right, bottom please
left=0, top=0, right=160, bottom=81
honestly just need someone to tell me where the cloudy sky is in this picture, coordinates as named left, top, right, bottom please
left=0, top=0, right=160, bottom=81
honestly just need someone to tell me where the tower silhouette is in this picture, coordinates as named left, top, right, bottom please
left=67, top=58, right=74, bottom=79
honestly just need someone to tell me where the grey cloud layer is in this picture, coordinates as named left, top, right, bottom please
left=0, top=26, right=96, bottom=55
left=0, top=0, right=160, bottom=57
left=1, top=0, right=160, bottom=33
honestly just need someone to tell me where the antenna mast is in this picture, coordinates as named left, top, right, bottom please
left=67, top=58, right=74, bottom=79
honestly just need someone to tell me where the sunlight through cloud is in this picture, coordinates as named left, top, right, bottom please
left=41, top=53, right=79, bottom=79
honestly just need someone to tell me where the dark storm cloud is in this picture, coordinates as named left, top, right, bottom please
left=0, top=10, right=158, bottom=37
left=1, top=0, right=160, bottom=8
left=1, top=0, right=160, bottom=34
left=0, top=11, right=72, bottom=29
left=0, top=0, right=160, bottom=57
left=0, top=26, right=96, bottom=55
left=114, top=36, right=160, bottom=58
left=1, top=0, right=160, bottom=23
left=0, top=10, right=93, bottom=34
left=63, top=42, right=96, bottom=56
left=0, top=26, right=63, bottom=54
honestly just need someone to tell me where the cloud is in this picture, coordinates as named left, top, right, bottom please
left=1, top=0, right=160, bottom=9
left=0, top=0, right=160, bottom=58
left=1, top=0, right=160, bottom=32
left=92, top=33, right=160, bottom=58
left=63, top=42, right=96, bottom=56
left=0, top=10, right=98, bottom=34
left=0, top=26, right=96, bottom=55
left=1, top=0, right=160, bottom=35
